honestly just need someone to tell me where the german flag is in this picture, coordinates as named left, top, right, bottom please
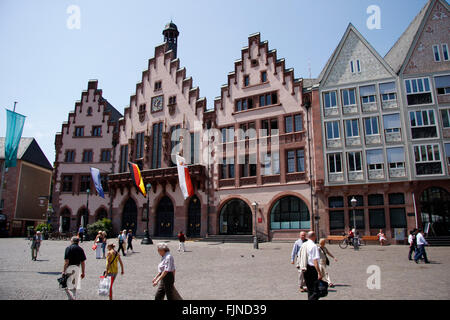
left=128, top=162, right=146, bottom=197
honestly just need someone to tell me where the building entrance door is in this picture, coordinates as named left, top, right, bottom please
left=219, top=199, right=252, bottom=235
left=420, top=187, right=450, bottom=236
left=187, top=196, right=201, bottom=237
left=122, top=198, right=137, bottom=235
left=156, top=196, right=174, bottom=237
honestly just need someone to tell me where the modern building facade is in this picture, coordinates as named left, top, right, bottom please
left=385, top=0, right=450, bottom=237
left=53, top=80, right=122, bottom=233
left=0, top=138, right=53, bottom=236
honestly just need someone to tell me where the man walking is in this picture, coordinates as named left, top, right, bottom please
left=31, top=231, right=42, bottom=261
left=291, top=231, right=307, bottom=292
left=62, top=236, right=86, bottom=300
left=78, top=226, right=84, bottom=243
left=298, top=231, right=322, bottom=300
left=414, top=229, right=430, bottom=264
left=408, top=229, right=417, bottom=261
left=118, top=230, right=126, bottom=256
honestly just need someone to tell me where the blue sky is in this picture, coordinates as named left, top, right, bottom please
left=0, top=0, right=431, bottom=163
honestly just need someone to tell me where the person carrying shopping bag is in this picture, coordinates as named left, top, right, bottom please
left=105, top=243, right=124, bottom=300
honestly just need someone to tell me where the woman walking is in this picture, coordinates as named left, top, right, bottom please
left=317, top=238, right=337, bottom=287
left=105, top=243, right=124, bottom=300
left=101, top=231, right=107, bottom=259
left=94, top=231, right=103, bottom=259
left=153, top=243, right=182, bottom=300
left=117, top=230, right=126, bottom=256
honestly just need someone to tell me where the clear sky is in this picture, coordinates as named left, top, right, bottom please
left=0, top=0, right=432, bottom=163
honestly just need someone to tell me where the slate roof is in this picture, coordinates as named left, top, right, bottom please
left=0, top=137, right=53, bottom=170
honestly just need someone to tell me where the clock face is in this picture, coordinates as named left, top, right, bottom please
left=151, top=95, right=164, bottom=112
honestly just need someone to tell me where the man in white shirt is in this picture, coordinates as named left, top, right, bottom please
left=414, top=229, right=430, bottom=264
left=408, top=229, right=417, bottom=261
left=291, top=232, right=307, bottom=292
left=303, top=231, right=322, bottom=300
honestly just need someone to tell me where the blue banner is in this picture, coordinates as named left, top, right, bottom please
left=90, top=167, right=105, bottom=198
left=5, top=109, right=26, bottom=168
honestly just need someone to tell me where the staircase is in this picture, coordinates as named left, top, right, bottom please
left=199, top=235, right=255, bottom=243
left=425, top=236, right=450, bottom=246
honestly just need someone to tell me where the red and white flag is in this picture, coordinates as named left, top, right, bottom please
left=176, top=154, right=194, bottom=199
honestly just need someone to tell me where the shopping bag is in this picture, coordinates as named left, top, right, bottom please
left=98, top=276, right=111, bottom=296
left=92, top=244, right=97, bottom=251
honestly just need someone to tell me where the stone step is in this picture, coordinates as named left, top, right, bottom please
left=199, top=235, right=255, bottom=243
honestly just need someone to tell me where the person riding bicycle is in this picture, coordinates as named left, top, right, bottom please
left=347, top=228, right=355, bottom=245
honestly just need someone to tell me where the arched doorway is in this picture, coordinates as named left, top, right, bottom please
left=270, top=196, right=310, bottom=230
left=122, top=198, right=138, bottom=235
left=187, top=195, right=201, bottom=237
left=96, top=208, right=108, bottom=221
left=219, top=199, right=252, bottom=235
left=60, top=208, right=71, bottom=232
left=420, top=187, right=450, bottom=236
left=156, top=196, right=174, bottom=237
left=77, top=208, right=89, bottom=229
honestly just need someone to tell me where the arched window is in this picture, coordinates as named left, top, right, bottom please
left=270, top=196, right=310, bottom=230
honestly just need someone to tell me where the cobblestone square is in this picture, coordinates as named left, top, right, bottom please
left=0, top=238, right=449, bottom=300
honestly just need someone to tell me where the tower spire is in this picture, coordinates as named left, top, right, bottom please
left=162, top=21, right=179, bottom=59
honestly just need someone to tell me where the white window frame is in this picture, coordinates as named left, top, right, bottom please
left=413, top=144, right=441, bottom=163
left=387, top=147, right=405, bottom=169
left=350, top=61, right=355, bottom=74
left=326, top=121, right=340, bottom=140
left=328, top=153, right=343, bottom=174
left=442, top=44, right=449, bottom=61
left=356, top=60, right=361, bottom=73
left=323, top=91, right=338, bottom=109
left=345, top=119, right=359, bottom=138
left=405, top=78, right=432, bottom=94
left=364, top=116, right=379, bottom=136
left=348, top=151, right=363, bottom=172
left=342, top=88, right=357, bottom=106
left=382, top=92, right=397, bottom=102
left=433, top=44, right=441, bottom=62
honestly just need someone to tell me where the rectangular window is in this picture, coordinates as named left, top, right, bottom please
left=326, top=121, right=340, bottom=140
left=74, top=127, right=84, bottom=137
left=119, top=145, right=128, bottom=173
left=368, top=194, right=384, bottom=206
left=409, top=110, right=437, bottom=139
left=154, top=81, right=162, bottom=90
left=152, top=123, right=163, bottom=169
left=383, top=113, right=401, bottom=134
left=379, top=82, right=397, bottom=101
left=100, top=175, right=109, bottom=193
left=348, top=195, right=364, bottom=207
left=364, top=117, right=379, bottom=136
left=435, top=75, right=450, bottom=95
left=357, top=60, right=361, bottom=73
left=390, top=208, right=407, bottom=228
left=414, top=144, right=442, bottom=175
left=388, top=193, right=405, bottom=205
left=328, top=153, right=342, bottom=174
left=345, top=119, right=359, bottom=138
left=135, top=132, right=145, bottom=159
left=342, top=89, right=356, bottom=106
left=323, top=91, right=337, bottom=109
left=445, top=143, right=450, bottom=165
left=261, top=71, right=267, bottom=83
left=62, top=175, right=73, bottom=192
left=294, top=114, right=302, bottom=132
left=366, top=149, right=384, bottom=170
left=285, top=114, right=303, bottom=133
left=350, top=61, right=355, bottom=74
left=65, top=150, right=75, bottom=163
left=348, top=151, right=362, bottom=172
left=442, top=44, right=449, bottom=61
left=285, top=116, right=293, bottom=133
left=329, top=211, right=345, bottom=230
left=100, top=149, right=111, bottom=162
left=244, top=75, right=250, bottom=87
left=329, top=196, right=344, bottom=208
left=405, top=78, right=432, bottom=105
left=360, top=85, right=376, bottom=104
left=79, top=175, right=91, bottom=193
left=82, top=150, right=93, bottom=163
left=387, top=147, right=405, bottom=169
left=92, top=126, right=102, bottom=137
left=369, top=209, right=386, bottom=228
left=349, top=209, right=365, bottom=229
left=433, top=45, right=441, bottom=62
left=262, top=152, right=280, bottom=176
left=286, top=149, right=305, bottom=174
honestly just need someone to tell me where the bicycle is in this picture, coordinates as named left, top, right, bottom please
left=339, top=235, right=366, bottom=249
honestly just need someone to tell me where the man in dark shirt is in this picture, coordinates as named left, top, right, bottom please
left=62, top=236, right=86, bottom=300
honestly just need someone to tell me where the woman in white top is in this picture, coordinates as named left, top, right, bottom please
left=153, top=243, right=182, bottom=300
left=317, top=238, right=338, bottom=287
left=377, top=229, right=387, bottom=246
left=93, top=231, right=103, bottom=259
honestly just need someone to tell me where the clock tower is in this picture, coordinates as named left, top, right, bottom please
left=163, top=21, right=179, bottom=59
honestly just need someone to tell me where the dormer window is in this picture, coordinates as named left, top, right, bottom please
left=350, top=60, right=361, bottom=73
left=251, top=59, right=259, bottom=67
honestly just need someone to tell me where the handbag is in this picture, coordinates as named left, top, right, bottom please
left=92, top=244, right=97, bottom=251
left=98, top=276, right=111, bottom=296
left=321, top=247, right=330, bottom=266
left=315, top=280, right=329, bottom=298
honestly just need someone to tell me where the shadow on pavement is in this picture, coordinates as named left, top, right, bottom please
left=37, top=272, right=61, bottom=275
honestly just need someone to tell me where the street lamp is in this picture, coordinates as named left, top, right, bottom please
left=350, top=196, right=358, bottom=250
left=141, top=183, right=153, bottom=245
left=252, top=201, right=259, bottom=250
left=84, top=188, right=90, bottom=241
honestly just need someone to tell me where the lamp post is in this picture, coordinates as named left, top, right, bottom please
left=38, top=195, right=50, bottom=240
left=84, top=188, right=90, bottom=241
left=350, top=196, right=358, bottom=250
left=252, top=201, right=259, bottom=250
left=141, top=183, right=153, bottom=245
